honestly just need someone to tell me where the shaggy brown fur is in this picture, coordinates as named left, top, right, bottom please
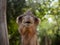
left=16, top=10, right=39, bottom=45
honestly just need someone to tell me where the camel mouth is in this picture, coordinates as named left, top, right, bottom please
left=25, top=21, right=31, bottom=24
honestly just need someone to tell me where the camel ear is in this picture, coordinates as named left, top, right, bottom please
left=34, top=17, right=40, bottom=26
left=16, top=15, right=23, bottom=24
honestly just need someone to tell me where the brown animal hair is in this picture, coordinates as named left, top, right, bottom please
left=16, top=10, right=39, bottom=45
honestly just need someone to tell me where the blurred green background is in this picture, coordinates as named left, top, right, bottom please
left=7, top=0, right=60, bottom=45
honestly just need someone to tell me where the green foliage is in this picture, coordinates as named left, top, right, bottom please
left=7, top=0, right=60, bottom=45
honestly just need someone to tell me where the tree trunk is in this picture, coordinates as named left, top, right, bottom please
left=0, top=0, right=9, bottom=45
